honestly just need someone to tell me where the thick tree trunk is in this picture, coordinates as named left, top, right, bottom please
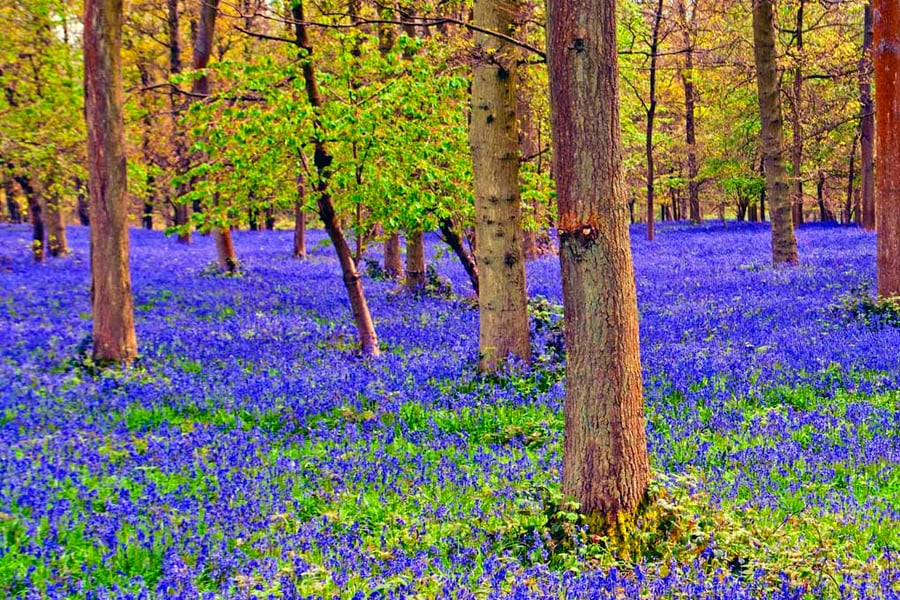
left=84, top=0, right=138, bottom=364
left=439, top=217, right=480, bottom=295
left=405, top=230, right=426, bottom=292
left=212, top=227, right=237, bottom=272
left=753, top=0, right=798, bottom=264
left=293, top=0, right=379, bottom=356
left=548, top=0, right=651, bottom=527
left=45, top=194, right=67, bottom=257
left=789, top=0, right=804, bottom=229
left=860, top=2, right=876, bottom=231
left=384, top=232, right=403, bottom=277
left=874, top=0, right=900, bottom=296
left=15, top=176, right=44, bottom=262
left=470, top=0, right=530, bottom=371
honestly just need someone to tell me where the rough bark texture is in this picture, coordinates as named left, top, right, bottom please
left=753, top=0, right=798, bottom=264
left=470, top=0, right=531, bottom=371
left=438, top=217, right=480, bottom=295
left=405, top=230, right=426, bottom=291
left=293, top=0, right=380, bottom=357
left=547, top=0, right=651, bottom=525
left=874, top=0, right=900, bottom=296
left=84, top=0, right=138, bottom=364
left=790, top=0, right=804, bottom=228
left=384, top=232, right=403, bottom=277
left=860, top=2, right=876, bottom=231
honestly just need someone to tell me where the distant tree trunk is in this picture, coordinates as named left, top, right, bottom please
left=143, top=195, right=154, bottom=229
left=816, top=171, right=835, bottom=222
left=470, top=0, right=530, bottom=371
left=45, top=194, right=67, bottom=257
left=212, top=227, right=237, bottom=271
left=758, top=156, right=767, bottom=222
left=753, top=0, right=798, bottom=264
left=293, top=174, right=306, bottom=259
left=789, top=0, right=804, bottom=229
left=168, top=0, right=190, bottom=244
left=4, top=179, right=22, bottom=223
left=438, top=216, right=479, bottom=295
left=678, top=0, right=701, bottom=224
left=384, top=233, right=403, bottom=278
left=293, top=0, right=380, bottom=356
left=265, top=207, right=276, bottom=230
left=248, top=207, right=258, bottom=231
left=75, top=178, right=90, bottom=225
left=749, top=203, right=759, bottom=222
left=875, top=0, right=900, bottom=296
left=645, top=0, right=663, bottom=241
left=15, top=176, right=44, bottom=262
left=860, top=1, right=876, bottom=231
left=548, top=0, right=651, bottom=528
left=405, top=230, right=426, bottom=291
left=845, top=131, right=858, bottom=224
left=84, top=0, right=138, bottom=364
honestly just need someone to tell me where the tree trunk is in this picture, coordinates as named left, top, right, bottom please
left=758, top=156, right=767, bottom=222
left=860, top=1, right=876, bottom=232
left=293, top=174, right=307, bottom=259
left=405, top=230, right=426, bottom=292
left=548, top=0, right=651, bottom=528
left=470, top=0, right=530, bottom=371
left=789, top=0, right=804, bottom=229
left=293, top=0, right=379, bottom=356
left=645, top=0, right=663, bottom=241
left=439, top=217, right=480, bottom=296
left=84, top=0, right=138, bottom=364
left=213, top=227, right=237, bottom=272
left=874, top=0, right=900, bottom=296
left=749, top=202, right=759, bottom=222
left=45, top=194, right=68, bottom=257
left=384, top=232, right=403, bottom=277
left=75, top=177, right=90, bottom=225
left=845, top=131, right=858, bottom=224
left=15, top=176, right=44, bottom=262
left=265, top=207, right=276, bottom=231
left=168, top=0, right=190, bottom=244
left=752, top=0, right=798, bottom=264
left=4, top=179, right=21, bottom=224
left=678, top=0, right=701, bottom=224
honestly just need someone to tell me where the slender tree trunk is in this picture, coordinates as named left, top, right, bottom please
left=439, top=217, right=480, bottom=295
left=265, top=207, right=276, bottom=230
left=384, top=232, right=403, bottom=277
left=470, top=0, right=531, bottom=371
left=293, top=174, right=306, bottom=259
left=168, top=0, right=190, bottom=244
left=45, top=194, right=67, bottom=257
left=405, top=230, right=426, bottom=291
left=75, top=177, right=90, bottom=225
left=645, top=0, right=663, bottom=241
left=874, top=0, right=900, bottom=296
left=84, top=0, right=138, bottom=364
left=749, top=202, right=759, bottom=222
left=846, top=131, right=858, bottom=224
left=758, top=156, right=767, bottom=222
left=860, top=1, right=876, bottom=232
left=518, top=13, right=539, bottom=261
left=789, top=0, right=804, bottom=228
left=293, top=0, right=379, bottom=356
left=548, top=0, right=651, bottom=528
left=678, top=0, right=701, bottom=224
left=753, top=0, right=798, bottom=264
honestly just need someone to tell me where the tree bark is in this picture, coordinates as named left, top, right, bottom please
left=15, top=176, right=44, bottom=262
left=645, top=0, right=663, bottom=241
left=75, top=177, right=90, bottom=225
left=293, top=0, right=380, bottom=356
left=874, top=0, right=900, bottom=296
left=845, top=131, right=858, bottom=224
left=470, top=0, right=531, bottom=371
left=45, top=193, right=68, bottom=257
left=752, top=0, right=798, bottom=264
left=789, top=0, right=804, bottom=228
left=384, top=232, right=403, bottom=277
left=405, top=230, right=426, bottom=291
left=548, top=0, right=651, bottom=527
left=679, top=0, right=701, bottom=224
left=84, top=0, right=138, bottom=364
left=860, top=1, right=876, bottom=232
left=168, top=0, right=190, bottom=244
left=439, top=217, right=479, bottom=295
left=293, top=174, right=306, bottom=259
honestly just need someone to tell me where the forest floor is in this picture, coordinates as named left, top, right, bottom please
left=1, top=222, right=899, bottom=599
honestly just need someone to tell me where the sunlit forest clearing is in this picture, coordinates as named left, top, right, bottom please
left=2, top=0, right=900, bottom=598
